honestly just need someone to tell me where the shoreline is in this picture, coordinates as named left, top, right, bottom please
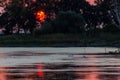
left=0, top=42, right=120, bottom=47
left=0, top=34, right=119, bottom=47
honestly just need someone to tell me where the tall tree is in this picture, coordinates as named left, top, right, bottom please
left=0, top=0, right=36, bottom=34
left=113, top=0, right=120, bottom=29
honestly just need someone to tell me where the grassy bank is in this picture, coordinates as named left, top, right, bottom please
left=0, top=33, right=120, bottom=47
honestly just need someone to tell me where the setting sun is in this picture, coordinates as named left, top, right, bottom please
left=36, top=10, right=46, bottom=22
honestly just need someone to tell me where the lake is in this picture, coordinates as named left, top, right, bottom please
left=0, top=47, right=119, bottom=80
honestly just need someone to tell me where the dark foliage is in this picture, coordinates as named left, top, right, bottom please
left=0, top=0, right=119, bottom=35
left=35, top=11, right=85, bottom=34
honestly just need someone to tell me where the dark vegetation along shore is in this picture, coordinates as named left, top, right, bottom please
left=0, top=0, right=120, bottom=47
left=0, top=33, right=120, bottom=47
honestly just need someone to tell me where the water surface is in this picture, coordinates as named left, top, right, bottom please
left=0, top=47, right=119, bottom=80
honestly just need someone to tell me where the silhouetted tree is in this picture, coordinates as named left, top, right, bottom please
left=1, top=0, right=119, bottom=35
left=37, top=11, right=86, bottom=34
left=0, top=0, right=36, bottom=34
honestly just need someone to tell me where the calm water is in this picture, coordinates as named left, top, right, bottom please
left=0, top=47, right=119, bottom=80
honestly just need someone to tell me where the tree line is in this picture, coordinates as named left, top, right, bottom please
left=0, top=0, right=119, bottom=35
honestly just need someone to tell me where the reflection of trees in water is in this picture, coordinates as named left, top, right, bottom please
left=1, top=63, right=120, bottom=80
left=45, top=71, right=76, bottom=80
left=75, top=65, right=120, bottom=80
left=5, top=65, right=41, bottom=80
left=2, top=51, right=120, bottom=80
left=45, top=64, right=76, bottom=80
left=4, top=64, right=77, bottom=80
left=98, top=74, right=120, bottom=80
left=98, top=68, right=120, bottom=80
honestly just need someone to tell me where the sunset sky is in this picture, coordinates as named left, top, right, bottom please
left=0, top=0, right=95, bottom=13
left=86, top=0, right=95, bottom=5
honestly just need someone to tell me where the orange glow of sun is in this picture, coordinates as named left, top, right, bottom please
left=36, top=10, right=46, bottom=22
